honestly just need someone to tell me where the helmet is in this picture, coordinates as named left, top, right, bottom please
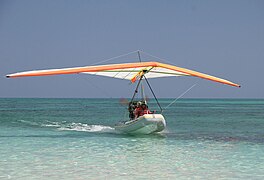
left=137, top=101, right=142, bottom=106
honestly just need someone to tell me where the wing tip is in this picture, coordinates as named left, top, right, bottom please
left=233, top=84, right=241, bottom=88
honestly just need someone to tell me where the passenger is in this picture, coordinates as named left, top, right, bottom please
left=133, top=101, right=143, bottom=119
left=133, top=102, right=153, bottom=119
left=141, top=104, right=152, bottom=115
left=128, top=102, right=135, bottom=119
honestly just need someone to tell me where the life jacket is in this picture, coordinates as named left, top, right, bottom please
left=134, top=107, right=143, bottom=118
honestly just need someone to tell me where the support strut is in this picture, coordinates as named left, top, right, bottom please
left=143, top=75, right=163, bottom=113
left=130, top=75, right=143, bottom=102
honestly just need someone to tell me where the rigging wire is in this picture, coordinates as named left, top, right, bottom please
left=163, top=83, right=197, bottom=112
left=89, top=49, right=174, bottom=67
left=139, top=50, right=177, bottom=65
left=90, top=50, right=139, bottom=66
left=85, top=78, right=114, bottom=98
left=81, top=50, right=140, bottom=99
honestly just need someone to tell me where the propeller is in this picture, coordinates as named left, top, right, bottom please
left=119, top=98, right=129, bottom=107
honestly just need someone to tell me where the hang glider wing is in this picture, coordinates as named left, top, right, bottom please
left=6, top=61, right=240, bottom=87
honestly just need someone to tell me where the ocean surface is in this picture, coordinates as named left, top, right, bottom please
left=0, top=98, right=264, bottom=179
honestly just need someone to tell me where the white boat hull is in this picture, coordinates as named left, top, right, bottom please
left=114, top=114, right=166, bottom=135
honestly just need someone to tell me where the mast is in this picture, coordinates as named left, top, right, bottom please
left=130, top=51, right=145, bottom=103
left=137, top=51, right=146, bottom=103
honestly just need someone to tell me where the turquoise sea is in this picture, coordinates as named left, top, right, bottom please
left=0, top=98, right=264, bottom=179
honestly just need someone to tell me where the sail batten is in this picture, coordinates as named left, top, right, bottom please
left=6, top=61, right=240, bottom=87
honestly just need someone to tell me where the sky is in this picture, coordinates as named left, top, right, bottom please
left=0, top=0, right=263, bottom=98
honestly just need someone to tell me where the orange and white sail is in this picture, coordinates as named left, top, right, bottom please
left=6, top=61, right=240, bottom=87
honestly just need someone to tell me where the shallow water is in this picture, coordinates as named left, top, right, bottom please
left=0, top=98, right=264, bottom=179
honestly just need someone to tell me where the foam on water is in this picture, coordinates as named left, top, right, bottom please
left=42, top=121, right=62, bottom=127
left=17, top=119, right=115, bottom=133
left=57, top=123, right=114, bottom=132
left=17, top=119, right=40, bottom=126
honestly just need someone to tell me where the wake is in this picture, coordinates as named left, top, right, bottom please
left=40, top=121, right=114, bottom=133
left=17, top=119, right=115, bottom=133
left=57, top=123, right=114, bottom=133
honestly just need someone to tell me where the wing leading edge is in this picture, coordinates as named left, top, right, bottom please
left=6, top=61, right=240, bottom=87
